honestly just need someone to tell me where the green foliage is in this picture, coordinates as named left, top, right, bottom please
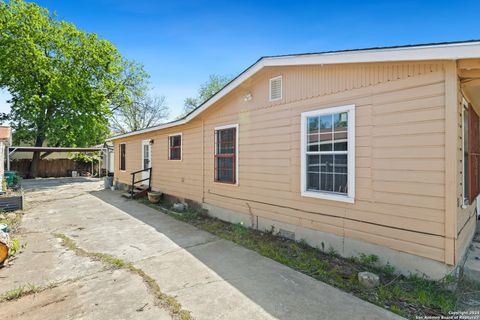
left=0, top=0, right=148, bottom=149
left=327, top=246, right=338, bottom=256
left=383, top=263, right=395, bottom=276
left=1, top=283, right=41, bottom=301
left=231, top=222, right=248, bottom=238
left=69, top=152, right=101, bottom=164
left=182, top=74, right=233, bottom=116
left=9, top=238, right=20, bottom=256
left=358, top=253, right=379, bottom=267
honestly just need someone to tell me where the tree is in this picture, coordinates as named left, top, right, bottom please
left=110, top=94, right=169, bottom=134
left=182, top=74, right=233, bottom=116
left=0, top=0, right=148, bottom=177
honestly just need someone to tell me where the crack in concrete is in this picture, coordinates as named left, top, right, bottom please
left=169, top=278, right=234, bottom=294
left=27, top=193, right=88, bottom=207
left=53, top=233, right=193, bottom=320
left=131, top=238, right=222, bottom=264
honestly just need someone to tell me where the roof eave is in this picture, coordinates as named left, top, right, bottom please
left=108, top=41, right=480, bottom=141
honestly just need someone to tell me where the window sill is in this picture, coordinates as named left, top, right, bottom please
left=301, top=190, right=354, bottom=203
left=214, top=181, right=239, bottom=187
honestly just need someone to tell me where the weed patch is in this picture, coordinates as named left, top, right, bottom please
left=0, top=283, right=53, bottom=302
left=53, top=233, right=192, bottom=320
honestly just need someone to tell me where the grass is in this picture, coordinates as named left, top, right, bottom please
left=139, top=197, right=479, bottom=319
left=53, top=233, right=192, bottom=320
left=8, top=238, right=20, bottom=256
left=0, top=283, right=48, bottom=302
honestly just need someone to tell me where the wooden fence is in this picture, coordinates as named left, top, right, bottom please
left=11, top=159, right=93, bottom=178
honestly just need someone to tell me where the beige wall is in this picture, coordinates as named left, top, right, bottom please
left=113, top=61, right=455, bottom=266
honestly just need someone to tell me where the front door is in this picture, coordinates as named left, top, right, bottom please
left=141, top=140, right=151, bottom=183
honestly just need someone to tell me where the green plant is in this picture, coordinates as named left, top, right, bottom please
left=358, top=253, right=379, bottom=267
left=231, top=222, right=248, bottom=238
left=1, top=284, right=40, bottom=301
left=383, top=263, right=395, bottom=276
left=327, top=246, right=338, bottom=257
left=69, top=152, right=101, bottom=164
left=9, top=238, right=20, bottom=256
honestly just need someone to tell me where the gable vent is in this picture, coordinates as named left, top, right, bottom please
left=269, top=76, right=282, bottom=101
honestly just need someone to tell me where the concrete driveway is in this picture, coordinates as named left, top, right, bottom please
left=0, top=178, right=404, bottom=320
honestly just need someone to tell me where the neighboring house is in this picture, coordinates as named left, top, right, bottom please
left=0, top=126, right=11, bottom=181
left=108, top=40, right=480, bottom=279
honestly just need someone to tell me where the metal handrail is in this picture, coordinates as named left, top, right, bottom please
left=130, top=167, right=152, bottom=199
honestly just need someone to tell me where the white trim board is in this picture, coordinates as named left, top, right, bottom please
left=168, top=132, right=183, bottom=161
left=300, top=104, right=355, bottom=203
left=214, top=123, right=239, bottom=186
left=107, top=41, right=480, bottom=141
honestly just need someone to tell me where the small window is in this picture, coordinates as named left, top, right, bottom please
left=301, top=105, right=355, bottom=203
left=169, top=134, right=182, bottom=160
left=214, top=125, right=238, bottom=184
left=120, top=143, right=126, bottom=171
left=269, top=76, right=282, bottom=101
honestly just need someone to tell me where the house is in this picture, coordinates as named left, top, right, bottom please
left=108, top=40, right=480, bottom=279
left=0, top=126, right=12, bottom=182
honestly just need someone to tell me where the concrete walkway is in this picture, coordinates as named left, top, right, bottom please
left=1, top=178, right=404, bottom=319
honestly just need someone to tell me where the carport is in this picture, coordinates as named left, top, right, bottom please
left=7, top=146, right=112, bottom=178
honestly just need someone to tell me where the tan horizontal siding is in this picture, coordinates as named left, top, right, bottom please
left=113, top=61, right=449, bottom=264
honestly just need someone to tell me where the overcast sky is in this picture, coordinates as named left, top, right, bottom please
left=1, top=0, right=480, bottom=118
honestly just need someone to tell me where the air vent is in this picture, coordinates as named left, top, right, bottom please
left=269, top=76, right=282, bottom=101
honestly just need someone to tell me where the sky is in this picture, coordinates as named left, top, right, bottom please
left=1, top=0, right=480, bottom=118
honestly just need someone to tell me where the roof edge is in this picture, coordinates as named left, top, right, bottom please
left=108, top=40, right=480, bottom=141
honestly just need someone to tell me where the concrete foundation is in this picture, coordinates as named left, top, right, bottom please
left=202, top=203, right=454, bottom=280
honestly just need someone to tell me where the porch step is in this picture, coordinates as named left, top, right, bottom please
left=121, top=186, right=150, bottom=199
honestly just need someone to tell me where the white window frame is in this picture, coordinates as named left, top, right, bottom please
left=168, top=133, right=183, bottom=161
left=269, top=75, right=283, bottom=102
left=462, top=97, right=469, bottom=208
left=119, top=143, right=126, bottom=172
left=300, top=104, right=355, bottom=203
left=214, top=123, right=239, bottom=186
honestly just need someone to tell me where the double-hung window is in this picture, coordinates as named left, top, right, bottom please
left=169, top=134, right=182, bottom=160
left=214, top=124, right=238, bottom=184
left=301, top=105, right=355, bottom=203
left=120, top=143, right=126, bottom=171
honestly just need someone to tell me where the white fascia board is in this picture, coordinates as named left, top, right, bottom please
left=263, top=41, right=480, bottom=66
left=107, top=119, right=188, bottom=141
left=108, top=41, right=480, bottom=141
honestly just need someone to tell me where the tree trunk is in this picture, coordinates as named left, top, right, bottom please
left=27, top=136, right=44, bottom=179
